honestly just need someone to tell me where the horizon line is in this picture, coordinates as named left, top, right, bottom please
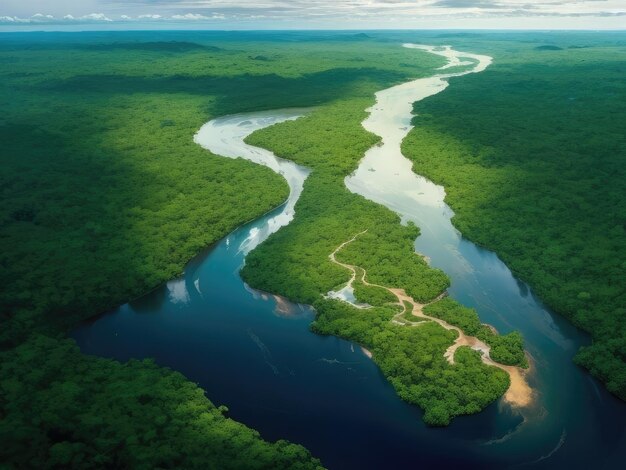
left=1, top=27, right=626, bottom=34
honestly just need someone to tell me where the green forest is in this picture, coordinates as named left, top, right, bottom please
left=2, top=28, right=624, bottom=467
left=0, top=31, right=443, bottom=468
left=402, top=36, right=626, bottom=398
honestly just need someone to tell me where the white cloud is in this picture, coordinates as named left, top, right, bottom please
left=171, top=13, right=226, bottom=20
left=80, top=13, right=112, bottom=22
left=171, top=13, right=209, bottom=20
left=0, top=12, right=113, bottom=24
left=0, top=11, right=229, bottom=25
left=199, top=0, right=623, bottom=17
left=0, top=0, right=624, bottom=27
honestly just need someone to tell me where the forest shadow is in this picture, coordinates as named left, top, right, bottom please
left=78, top=41, right=222, bottom=53
left=0, top=39, right=223, bottom=53
left=0, top=118, right=179, bottom=342
left=43, top=67, right=407, bottom=115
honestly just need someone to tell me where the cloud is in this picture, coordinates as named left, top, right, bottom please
left=119, top=0, right=626, bottom=21
left=0, top=0, right=624, bottom=26
left=171, top=13, right=226, bottom=20
left=0, top=11, right=230, bottom=24
left=0, top=16, right=25, bottom=23
left=81, top=13, right=113, bottom=21
left=132, top=12, right=227, bottom=21
left=0, top=13, right=113, bottom=24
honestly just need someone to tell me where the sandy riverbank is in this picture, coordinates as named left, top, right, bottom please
left=329, top=233, right=534, bottom=410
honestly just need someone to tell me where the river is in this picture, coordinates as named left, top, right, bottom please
left=72, top=44, right=626, bottom=469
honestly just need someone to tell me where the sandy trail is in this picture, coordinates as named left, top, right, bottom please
left=328, top=232, right=533, bottom=408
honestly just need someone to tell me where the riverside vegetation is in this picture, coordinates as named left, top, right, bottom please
left=402, top=34, right=626, bottom=399
left=242, top=98, right=528, bottom=425
left=0, top=31, right=444, bottom=468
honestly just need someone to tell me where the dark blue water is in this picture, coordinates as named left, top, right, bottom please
left=73, top=197, right=626, bottom=469
left=72, top=206, right=496, bottom=468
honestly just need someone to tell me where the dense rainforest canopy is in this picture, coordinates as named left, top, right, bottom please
left=1, top=29, right=624, bottom=467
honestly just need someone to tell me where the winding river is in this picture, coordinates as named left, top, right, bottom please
left=72, top=45, right=626, bottom=469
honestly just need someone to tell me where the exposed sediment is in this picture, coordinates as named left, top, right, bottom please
left=329, top=232, right=534, bottom=409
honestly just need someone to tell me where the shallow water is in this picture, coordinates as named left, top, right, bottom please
left=73, top=45, right=626, bottom=469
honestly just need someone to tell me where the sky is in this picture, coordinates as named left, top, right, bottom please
left=1, top=0, right=625, bottom=30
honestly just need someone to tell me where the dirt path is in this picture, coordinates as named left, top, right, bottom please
left=328, top=232, right=533, bottom=408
